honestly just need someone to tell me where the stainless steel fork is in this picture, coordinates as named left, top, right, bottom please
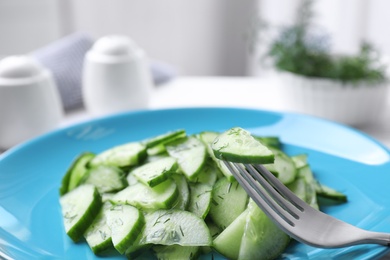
left=223, top=161, right=390, bottom=248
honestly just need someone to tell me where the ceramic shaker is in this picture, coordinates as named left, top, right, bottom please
left=0, top=55, right=63, bottom=149
left=82, top=35, right=153, bottom=116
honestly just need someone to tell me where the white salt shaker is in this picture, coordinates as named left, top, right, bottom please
left=0, top=55, right=63, bottom=149
left=82, top=35, right=153, bottom=116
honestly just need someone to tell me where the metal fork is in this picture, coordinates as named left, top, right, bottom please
left=223, top=161, right=390, bottom=248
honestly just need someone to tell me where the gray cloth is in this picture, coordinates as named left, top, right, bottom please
left=32, top=32, right=177, bottom=111
left=32, top=33, right=93, bottom=111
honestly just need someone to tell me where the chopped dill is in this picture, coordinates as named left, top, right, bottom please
left=99, top=230, right=107, bottom=240
left=227, top=182, right=232, bottom=193
left=179, top=225, right=185, bottom=236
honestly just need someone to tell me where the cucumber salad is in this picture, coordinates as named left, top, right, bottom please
left=59, top=127, right=347, bottom=259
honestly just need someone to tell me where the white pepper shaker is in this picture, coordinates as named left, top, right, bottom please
left=82, top=35, right=153, bottom=116
left=0, top=55, right=63, bottom=149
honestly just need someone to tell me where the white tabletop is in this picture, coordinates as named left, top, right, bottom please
left=64, top=76, right=390, bottom=148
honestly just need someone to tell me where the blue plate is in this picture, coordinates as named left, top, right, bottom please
left=1, top=107, right=390, bottom=260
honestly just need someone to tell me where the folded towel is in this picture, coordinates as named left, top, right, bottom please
left=32, top=33, right=92, bottom=111
left=32, top=32, right=177, bottom=111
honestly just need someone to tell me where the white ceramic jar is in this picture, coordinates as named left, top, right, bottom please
left=0, top=56, right=63, bottom=149
left=82, top=35, right=153, bottom=116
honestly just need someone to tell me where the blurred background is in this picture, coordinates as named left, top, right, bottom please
left=1, top=0, right=389, bottom=77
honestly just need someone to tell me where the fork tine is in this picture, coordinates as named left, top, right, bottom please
left=251, top=164, right=306, bottom=211
left=244, top=164, right=303, bottom=218
left=223, top=161, right=297, bottom=227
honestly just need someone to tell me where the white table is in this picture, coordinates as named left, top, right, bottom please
left=64, top=76, right=390, bottom=148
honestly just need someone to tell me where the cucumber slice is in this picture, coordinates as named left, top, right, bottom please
left=146, top=144, right=167, bottom=156
left=188, top=183, right=212, bottom=219
left=316, top=183, right=347, bottom=202
left=212, top=127, right=274, bottom=164
left=166, top=136, right=207, bottom=181
left=106, top=204, right=145, bottom=254
left=197, top=131, right=235, bottom=181
left=212, top=209, right=249, bottom=260
left=238, top=200, right=290, bottom=260
left=287, top=177, right=307, bottom=202
left=291, top=153, right=309, bottom=169
left=193, top=159, right=219, bottom=186
left=84, top=202, right=113, bottom=254
left=153, top=245, right=200, bottom=260
left=60, top=152, right=95, bottom=195
left=126, top=172, right=139, bottom=186
left=81, top=165, right=127, bottom=194
left=144, top=130, right=187, bottom=156
left=60, top=184, right=102, bottom=242
left=254, top=136, right=281, bottom=149
left=298, top=165, right=319, bottom=209
left=111, top=178, right=179, bottom=210
left=138, top=210, right=212, bottom=246
left=132, top=157, right=178, bottom=187
left=90, top=142, right=147, bottom=168
left=209, top=178, right=248, bottom=229
left=264, top=148, right=297, bottom=184
left=143, top=129, right=186, bottom=148
left=172, top=174, right=190, bottom=210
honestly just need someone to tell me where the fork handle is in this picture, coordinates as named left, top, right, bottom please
left=361, top=230, right=390, bottom=246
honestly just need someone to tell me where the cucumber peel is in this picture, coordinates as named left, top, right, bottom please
left=60, top=184, right=102, bottom=242
left=107, top=204, right=145, bottom=254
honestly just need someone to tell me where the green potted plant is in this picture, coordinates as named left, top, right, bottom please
left=264, top=0, right=389, bottom=126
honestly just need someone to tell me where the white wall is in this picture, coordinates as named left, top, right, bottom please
left=0, top=0, right=257, bottom=76
left=1, top=0, right=390, bottom=76
left=67, top=0, right=257, bottom=76
left=0, top=0, right=62, bottom=56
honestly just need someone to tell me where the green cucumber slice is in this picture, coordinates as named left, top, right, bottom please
left=194, top=159, right=220, bottom=186
left=209, top=178, right=248, bottom=229
left=291, top=153, right=309, bottom=169
left=90, top=142, right=147, bottom=168
left=81, top=165, right=127, bottom=194
left=60, top=184, right=102, bottom=242
left=264, top=148, right=297, bottom=184
left=298, top=165, right=319, bottom=209
left=212, top=209, right=249, bottom=260
left=238, top=199, right=290, bottom=260
left=166, top=136, right=207, bottom=181
left=197, top=131, right=235, bottom=181
left=287, top=177, right=307, bottom=202
left=144, top=129, right=186, bottom=155
left=316, top=183, right=348, bottom=202
left=172, top=174, right=190, bottom=210
left=212, top=127, right=274, bottom=164
left=107, top=204, right=145, bottom=254
left=143, top=129, right=186, bottom=148
left=132, top=157, right=178, bottom=187
left=187, top=183, right=213, bottom=219
left=60, top=152, right=95, bottom=195
left=153, top=245, right=200, bottom=260
left=139, top=210, right=212, bottom=246
left=84, top=202, right=113, bottom=254
left=254, top=136, right=281, bottom=149
left=111, top=178, right=179, bottom=210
